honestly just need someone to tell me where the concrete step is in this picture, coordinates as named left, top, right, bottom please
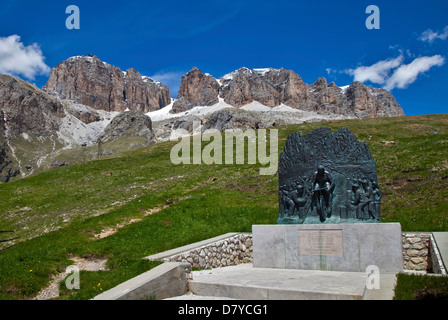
left=433, top=232, right=448, bottom=272
left=187, top=264, right=370, bottom=300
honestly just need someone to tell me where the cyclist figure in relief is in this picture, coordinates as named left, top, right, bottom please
left=312, top=165, right=335, bottom=222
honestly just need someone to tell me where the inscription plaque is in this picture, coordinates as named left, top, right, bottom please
left=298, top=229, right=343, bottom=256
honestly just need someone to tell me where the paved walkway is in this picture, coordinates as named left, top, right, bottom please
left=167, top=263, right=397, bottom=300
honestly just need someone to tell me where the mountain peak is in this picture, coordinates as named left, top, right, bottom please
left=44, top=56, right=171, bottom=113
left=171, top=65, right=220, bottom=113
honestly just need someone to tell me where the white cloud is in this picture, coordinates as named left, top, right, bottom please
left=345, top=54, right=445, bottom=91
left=384, top=55, right=445, bottom=91
left=419, top=26, right=448, bottom=43
left=345, top=55, right=404, bottom=85
left=149, top=70, right=184, bottom=97
left=0, top=35, right=50, bottom=80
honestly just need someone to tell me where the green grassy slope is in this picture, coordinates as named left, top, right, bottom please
left=0, top=114, right=447, bottom=299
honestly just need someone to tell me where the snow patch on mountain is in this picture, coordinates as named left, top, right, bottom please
left=340, top=85, right=350, bottom=93
left=146, top=97, right=234, bottom=122
left=240, top=101, right=272, bottom=112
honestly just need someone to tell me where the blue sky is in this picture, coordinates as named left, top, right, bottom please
left=0, top=0, right=447, bottom=115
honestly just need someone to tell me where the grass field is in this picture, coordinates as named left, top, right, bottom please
left=0, top=113, right=447, bottom=300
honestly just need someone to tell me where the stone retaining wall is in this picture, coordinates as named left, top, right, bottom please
left=402, top=233, right=431, bottom=271
left=401, top=233, right=447, bottom=274
left=168, top=233, right=253, bottom=269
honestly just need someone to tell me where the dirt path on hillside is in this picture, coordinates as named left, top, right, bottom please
left=31, top=256, right=109, bottom=300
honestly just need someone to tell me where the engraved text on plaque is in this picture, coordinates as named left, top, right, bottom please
left=298, top=229, right=343, bottom=256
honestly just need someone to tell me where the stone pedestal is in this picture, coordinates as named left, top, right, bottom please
left=252, top=223, right=403, bottom=273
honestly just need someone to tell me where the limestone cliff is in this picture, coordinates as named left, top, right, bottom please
left=171, top=67, right=404, bottom=118
left=0, top=74, right=65, bottom=181
left=171, top=67, right=220, bottom=113
left=44, top=55, right=171, bottom=113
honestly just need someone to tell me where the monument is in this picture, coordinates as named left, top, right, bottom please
left=278, top=127, right=381, bottom=224
left=253, top=127, right=403, bottom=273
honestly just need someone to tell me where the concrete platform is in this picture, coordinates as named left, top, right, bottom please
left=433, top=232, right=448, bottom=271
left=93, top=231, right=448, bottom=301
left=185, top=264, right=392, bottom=300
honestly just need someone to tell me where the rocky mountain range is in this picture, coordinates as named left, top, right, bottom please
left=0, top=55, right=404, bottom=182
left=172, top=66, right=404, bottom=119
left=43, top=55, right=171, bottom=113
